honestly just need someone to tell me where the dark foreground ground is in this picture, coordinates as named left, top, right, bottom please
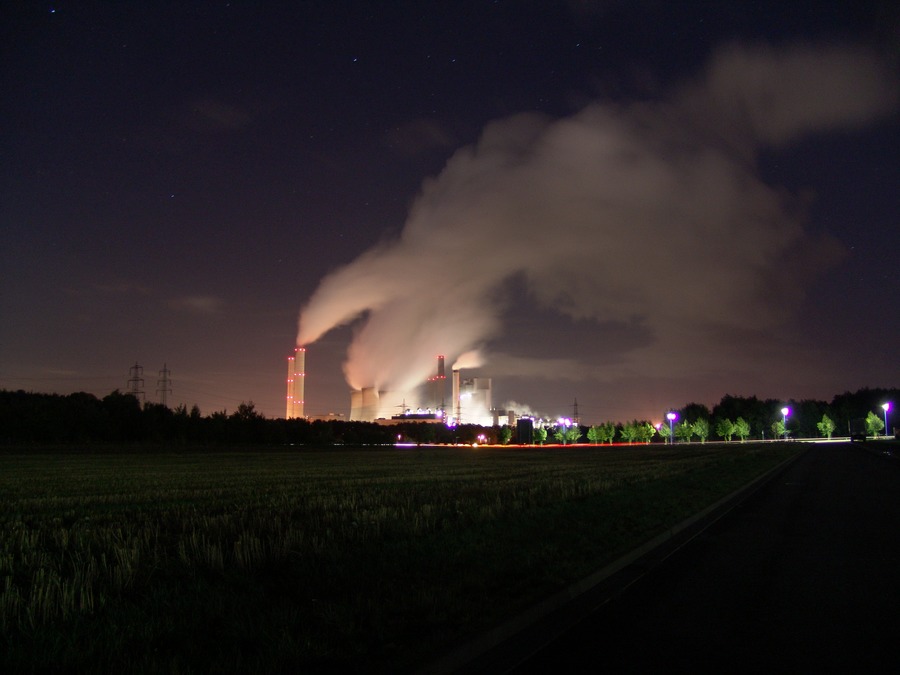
left=462, top=442, right=900, bottom=674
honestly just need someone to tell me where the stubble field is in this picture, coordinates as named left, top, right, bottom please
left=0, top=443, right=800, bottom=673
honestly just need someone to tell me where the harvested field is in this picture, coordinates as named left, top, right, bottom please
left=0, top=443, right=800, bottom=673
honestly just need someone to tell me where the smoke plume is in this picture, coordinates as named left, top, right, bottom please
left=297, top=43, right=896, bottom=397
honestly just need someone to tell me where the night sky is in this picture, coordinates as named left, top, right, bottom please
left=2, top=1, right=898, bottom=424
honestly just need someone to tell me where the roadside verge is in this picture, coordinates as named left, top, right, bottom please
left=419, top=447, right=807, bottom=674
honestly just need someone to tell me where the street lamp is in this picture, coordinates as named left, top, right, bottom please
left=781, top=407, right=790, bottom=440
left=667, top=412, right=677, bottom=444
left=883, top=402, right=891, bottom=438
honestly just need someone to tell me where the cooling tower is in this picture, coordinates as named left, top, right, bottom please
left=350, top=387, right=390, bottom=421
left=349, top=387, right=381, bottom=421
left=350, top=389, right=363, bottom=420
left=361, top=387, right=379, bottom=421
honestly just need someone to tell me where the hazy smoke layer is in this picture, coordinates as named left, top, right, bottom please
left=298, top=44, right=896, bottom=394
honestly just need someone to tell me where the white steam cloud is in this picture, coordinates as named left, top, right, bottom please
left=452, top=350, right=484, bottom=370
left=298, top=43, right=896, bottom=396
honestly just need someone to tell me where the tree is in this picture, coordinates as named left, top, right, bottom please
left=734, top=417, right=751, bottom=442
left=680, top=402, right=711, bottom=423
left=233, top=401, right=263, bottom=420
left=533, top=426, right=548, bottom=445
left=831, top=387, right=900, bottom=434
left=674, top=420, right=694, bottom=443
left=715, top=418, right=735, bottom=442
left=499, top=425, right=513, bottom=444
left=102, top=390, right=143, bottom=441
left=712, top=395, right=772, bottom=441
left=816, top=414, right=836, bottom=439
left=231, top=401, right=265, bottom=443
left=793, top=399, right=828, bottom=438
left=589, top=421, right=617, bottom=444
left=771, top=419, right=786, bottom=439
left=552, top=425, right=568, bottom=444
left=865, top=410, right=885, bottom=437
left=619, top=422, right=638, bottom=444
left=565, top=425, right=582, bottom=445
left=658, top=423, right=672, bottom=444
left=599, top=421, right=617, bottom=444
left=692, top=418, right=710, bottom=443
left=633, top=422, right=656, bottom=444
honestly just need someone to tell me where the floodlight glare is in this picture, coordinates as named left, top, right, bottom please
left=666, top=411, right=677, bottom=444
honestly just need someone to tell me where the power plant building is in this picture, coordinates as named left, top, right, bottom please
left=347, top=355, right=451, bottom=423
left=289, top=348, right=512, bottom=427
left=455, top=376, right=492, bottom=424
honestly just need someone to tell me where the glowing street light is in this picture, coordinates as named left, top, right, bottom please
left=883, top=402, right=891, bottom=438
left=781, top=407, right=790, bottom=440
left=666, top=412, right=677, bottom=444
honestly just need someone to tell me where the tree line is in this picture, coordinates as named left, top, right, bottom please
left=577, top=388, right=896, bottom=445
left=0, top=389, right=495, bottom=446
left=0, top=387, right=895, bottom=447
left=518, top=388, right=897, bottom=446
left=661, top=389, right=896, bottom=442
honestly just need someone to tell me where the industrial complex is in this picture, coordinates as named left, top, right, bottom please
left=285, top=349, right=517, bottom=427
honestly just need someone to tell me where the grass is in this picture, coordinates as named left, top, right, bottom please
left=0, top=443, right=801, bottom=673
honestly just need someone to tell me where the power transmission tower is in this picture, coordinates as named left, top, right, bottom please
left=156, top=364, right=172, bottom=407
left=127, top=363, right=145, bottom=402
left=573, top=398, right=580, bottom=425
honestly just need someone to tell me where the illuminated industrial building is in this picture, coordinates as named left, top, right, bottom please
left=287, top=348, right=517, bottom=426
left=452, top=370, right=492, bottom=425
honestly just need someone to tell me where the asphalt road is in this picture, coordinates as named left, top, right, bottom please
left=496, top=443, right=900, bottom=673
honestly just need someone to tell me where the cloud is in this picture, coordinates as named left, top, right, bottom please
left=297, top=43, right=895, bottom=399
left=678, top=43, right=898, bottom=151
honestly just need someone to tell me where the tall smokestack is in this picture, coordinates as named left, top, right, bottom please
left=452, top=369, right=460, bottom=422
left=289, top=346, right=306, bottom=419
left=286, top=353, right=295, bottom=419
left=435, top=355, right=446, bottom=412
